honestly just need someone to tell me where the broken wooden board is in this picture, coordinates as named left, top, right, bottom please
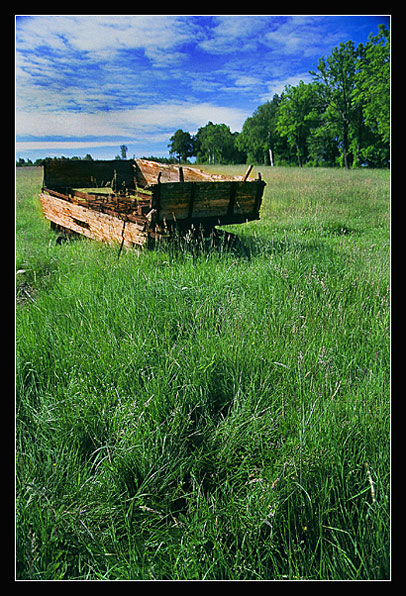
left=42, top=159, right=136, bottom=194
left=134, top=159, right=242, bottom=186
left=39, top=193, right=149, bottom=247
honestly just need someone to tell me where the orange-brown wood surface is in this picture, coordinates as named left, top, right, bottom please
left=39, top=193, right=149, bottom=247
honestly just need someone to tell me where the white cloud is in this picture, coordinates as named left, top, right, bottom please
left=16, top=101, right=249, bottom=140
left=233, top=76, right=261, bottom=88
left=16, top=140, right=121, bottom=151
left=263, top=15, right=343, bottom=57
left=195, top=15, right=339, bottom=59
left=198, top=15, right=264, bottom=54
left=15, top=15, right=200, bottom=116
left=259, top=72, right=314, bottom=101
left=16, top=15, right=192, bottom=63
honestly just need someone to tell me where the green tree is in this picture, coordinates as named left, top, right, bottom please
left=168, top=129, right=195, bottom=163
left=311, top=40, right=360, bottom=169
left=354, top=25, right=390, bottom=146
left=228, top=132, right=247, bottom=164
left=237, top=96, right=289, bottom=165
left=194, top=122, right=240, bottom=164
left=306, top=120, right=340, bottom=167
left=277, top=81, right=321, bottom=167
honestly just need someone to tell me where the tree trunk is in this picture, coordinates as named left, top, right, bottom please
left=342, top=122, right=350, bottom=170
left=296, top=143, right=302, bottom=168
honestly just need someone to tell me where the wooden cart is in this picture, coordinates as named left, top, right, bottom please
left=39, top=158, right=266, bottom=249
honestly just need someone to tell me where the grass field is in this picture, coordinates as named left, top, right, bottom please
left=16, top=164, right=390, bottom=580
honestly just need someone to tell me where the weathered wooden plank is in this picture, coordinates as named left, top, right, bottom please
left=40, top=193, right=149, bottom=247
left=134, top=159, right=234, bottom=186
left=43, top=159, right=136, bottom=192
left=243, top=165, right=254, bottom=181
left=155, top=181, right=261, bottom=221
left=44, top=188, right=73, bottom=201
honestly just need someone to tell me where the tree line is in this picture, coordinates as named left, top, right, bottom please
left=16, top=146, right=129, bottom=167
left=16, top=153, right=95, bottom=167
left=169, top=25, right=389, bottom=169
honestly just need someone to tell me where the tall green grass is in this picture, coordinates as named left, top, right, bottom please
left=16, top=165, right=390, bottom=580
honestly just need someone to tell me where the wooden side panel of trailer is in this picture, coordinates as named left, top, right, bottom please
left=153, top=180, right=265, bottom=225
left=43, top=160, right=137, bottom=193
left=39, top=193, right=149, bottom=247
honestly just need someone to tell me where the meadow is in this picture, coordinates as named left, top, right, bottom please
left=16, top=164, right=390, bottom=580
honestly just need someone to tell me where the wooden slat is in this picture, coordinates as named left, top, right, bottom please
left=40, top=193, right=149, bottom=247
left=155, top=180, right=262, bottom=222
left=243, top=164, right=254, bottom=181
left=134, top=159, right=238, bottom=186
left=43, top=159, right=136, bottom=192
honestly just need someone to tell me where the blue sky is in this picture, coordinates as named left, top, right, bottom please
left=16, top=14, right=390, bottom=161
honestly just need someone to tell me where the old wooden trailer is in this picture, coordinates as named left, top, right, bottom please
left=39, top=158, right=266, bottom=249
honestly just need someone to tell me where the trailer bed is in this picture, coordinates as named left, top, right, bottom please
left=39, top=159, right=266, bottom=248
